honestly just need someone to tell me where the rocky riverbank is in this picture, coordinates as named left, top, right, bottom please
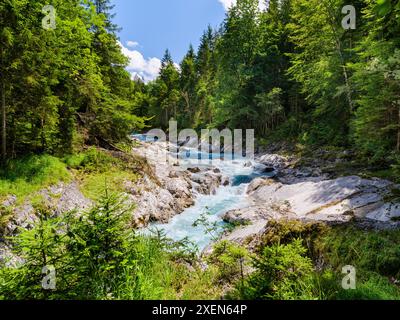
left=128, top=141, right=228, bottom=226
left=2, top=141, right=400, bottom=262
left=0, top=141, right=227, bottom=265
left=1, top=142, right=227, bottom=235
left=221, top=152, right=400, bottom=245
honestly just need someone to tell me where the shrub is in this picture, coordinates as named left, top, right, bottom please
left=207, top=240, right=249, bottom=283
left=0, top=193, right=219, bottom=300
left=63, top=147, right=117, bottom=173
left=239, top=239, right=318, bottom=300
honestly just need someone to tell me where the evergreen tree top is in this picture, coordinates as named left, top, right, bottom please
left=161, top=49, right=174, bottom=67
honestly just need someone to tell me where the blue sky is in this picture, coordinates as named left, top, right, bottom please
left=112, top=1, right=268, bottom=82
left=111, top=0, right=230, bottom=82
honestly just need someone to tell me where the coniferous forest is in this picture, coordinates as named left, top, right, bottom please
left=1, top=0, right=400, bottom=164
left=1, top=0, right=400, bottom=302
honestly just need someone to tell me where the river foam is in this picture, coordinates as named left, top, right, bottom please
left=143, top=146, right=272, bottom=251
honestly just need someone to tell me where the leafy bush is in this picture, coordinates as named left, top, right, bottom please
left=207, top=240, right=249, bottom=283
left=0, top=193, right=220, bottom=300
left=238, top=239, right=318, bottom=300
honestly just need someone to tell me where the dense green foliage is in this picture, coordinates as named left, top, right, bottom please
left=142, top=0, right=400, bottom=166
left=0, top=193, right=223, bottom=299
left=238, top=220, right=400, bottom=300
left=2, top=0, right=400, bottom=176
left=2, top=213, right=399, bottom=300
left=0, top=0, right=145, bottom=162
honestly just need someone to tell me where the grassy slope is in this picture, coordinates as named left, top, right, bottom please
left=0, top=148, right=143, bottom=231
left=0, top=155, right=72, bottom=204
left=63, top=147, right=140, bottom=201
left=0, top=147, right=142, bottom=203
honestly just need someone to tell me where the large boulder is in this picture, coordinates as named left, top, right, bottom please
left=257, top=154, right=289, bottom=170
left=245, top=176, right=398, bottom=223
left=220, top=175, right=400, bottom=245
left=223, top=202, right=295, bottom=225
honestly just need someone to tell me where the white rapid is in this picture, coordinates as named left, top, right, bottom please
left=144, top=146, right=272, bottom=251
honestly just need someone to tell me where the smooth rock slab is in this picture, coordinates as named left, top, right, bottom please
left=250, top=176, right=393, bottom=219
left=366, top=203, right=400, bottom=222
left=223, top=220, right=267, bottom=244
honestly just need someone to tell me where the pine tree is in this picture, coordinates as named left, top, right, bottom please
left=0, top=0, right=20, bottom=162
left=352, top=0, right=400, bottom=160
left=194, top=26, right=217, bottom=127
left=287, top=0, right=361, bottom=145
left=149, top=50, right=180, bottom=128
left=214, top=0, right=262, bottom=130
left=179, top=45, right=197, bottom=127
left=0, top=0, right=146, bottom=157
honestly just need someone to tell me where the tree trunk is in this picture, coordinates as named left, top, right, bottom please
left=341, top=61, right=353, bottom=112
left=181, top=91, right=190, bottom=120
left=1, top=72, right=6, bottom=164
left=324, top=2, right=354, bottom=113
left=397, top=106, right=400, bottom=152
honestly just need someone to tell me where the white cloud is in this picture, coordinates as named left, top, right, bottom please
left=126, top=40, right=139, bottom=48
left=218, top=0, right=235, bottom=10
left=218, top=0, right=268, bottom=11
left=119, top=41, right=162, bottom=83
left=174, top=62, right=181, bottom=72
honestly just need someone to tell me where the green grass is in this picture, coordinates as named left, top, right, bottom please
left=63, top=147, right=140, bottom=201
left=335, top=273, right=400, bottom=300
left=119, top=236, right=222, bottom=300
left=316, top=225, right=400, bottom=279
left=362, top=168, right=400, bottom=183
left=0, top=155, right=71, bottom=204
left=80, top=170, right=138, bottom=201
left=252, top=220, right=400, bottom=300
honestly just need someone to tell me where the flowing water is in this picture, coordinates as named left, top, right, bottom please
left=133, top=134, right=273, bottom=251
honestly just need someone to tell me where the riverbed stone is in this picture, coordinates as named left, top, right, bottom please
left=246, top=177, right=276, bottom=194
left=229, top=173, right=397, bottom=229
left=257, top=154, right=289, bottom=170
